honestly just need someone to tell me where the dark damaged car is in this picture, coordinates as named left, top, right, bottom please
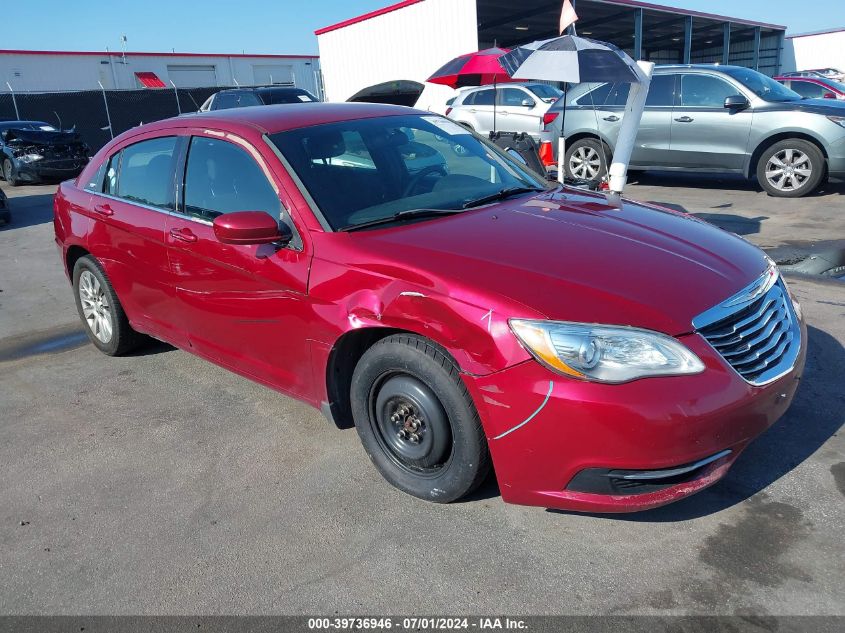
left=0, top=121, right=90, bottom=186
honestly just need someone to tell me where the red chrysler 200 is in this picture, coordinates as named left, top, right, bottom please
left=53, top=103, right=806, bottom=513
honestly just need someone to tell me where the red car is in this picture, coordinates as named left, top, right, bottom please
left=53, top=103, right=806, bottom=513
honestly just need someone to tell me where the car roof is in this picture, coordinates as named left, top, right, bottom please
left=653, top=64, right=751, bottom=74
left=140, top=102, right=421, bottom=136
left=217, top=86, right=310, bottom=94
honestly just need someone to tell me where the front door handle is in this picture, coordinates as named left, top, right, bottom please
left=603, top=115, right=620, bottom=122
left=169, top=227, right=198, bottom=243
left=93, top=203, right=114, bottom=217
left=674, top=116, right=694, bottom=123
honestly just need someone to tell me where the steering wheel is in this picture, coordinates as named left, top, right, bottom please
left=402, top=165, right=447, bottom=197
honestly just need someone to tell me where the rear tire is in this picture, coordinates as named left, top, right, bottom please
left=564, top=138, right=608, bottom=185
left=350, top=334, right=491, bottom=503
left=72, top=255, right=144, bottom=356
left=756, top=139, right=824, bottom=198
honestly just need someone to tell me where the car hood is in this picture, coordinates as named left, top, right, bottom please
left=349, top=189, right=770, bottom=336
left=766, top=98, right=845, bottom=114
left=2, top=128, right=83, bottom=145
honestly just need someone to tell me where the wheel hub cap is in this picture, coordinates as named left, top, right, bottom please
left=79, top=270, right=113, bottom=344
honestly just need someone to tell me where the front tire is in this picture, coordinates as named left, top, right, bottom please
left=350, top=334, right=491, bottom=503
left=3, top=159, right=20, bottom=187
left=756, top=139, right=824, bottom=198
left=72, top=255, right=143, bottom=356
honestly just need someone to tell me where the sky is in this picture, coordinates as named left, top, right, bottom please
left=3, top=0, right=841, bottom=56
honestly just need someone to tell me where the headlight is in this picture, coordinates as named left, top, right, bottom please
left=509, top=319, right=705, bottom=383
left=17, top=153, right=44, bottom=163
left=827, top=116, right=845, bottom=129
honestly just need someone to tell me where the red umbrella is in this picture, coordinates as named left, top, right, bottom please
left=427, top=47, right=516, bottom=88
left=427, top=47, right=519, bottom=132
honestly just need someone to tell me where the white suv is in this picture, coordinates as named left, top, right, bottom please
left=445, top=83, right=562, bottom=139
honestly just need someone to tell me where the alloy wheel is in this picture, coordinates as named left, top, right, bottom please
left=765, top=148, right=812, bottom=192
left=78, top=270, right=113, bottom=344
left=569, top=146, right=602, bottom=179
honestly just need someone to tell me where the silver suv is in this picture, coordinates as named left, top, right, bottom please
left=446, top=83, right=562, bottom=139
left=544, top=65, right=845, bottom=197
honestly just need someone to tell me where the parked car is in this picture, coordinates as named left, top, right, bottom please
left=445, top=83, right=563, bottom=138
left=775, top=75, right=845, bottom=100
left=542, top=65, right=845, bottom=197
left=782, top=68, right=845, bottom=82
left=0, top=187, right=9, bottom=226
left=55, top=103, right=805, bottom=513
left=199, top=86, right=320, bottom=111
left=0, top=121, right=89, bottom=186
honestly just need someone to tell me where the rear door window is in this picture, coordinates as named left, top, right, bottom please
left=183, top=136, right=281, bottom=221
left=679, top=74, right=736, bottom=107
left=473, top=89, right=495, bottom=106
left=106, top=136, right=178, bottom=209
left=500, top=88, right=531, bottom=107
left=646, top=75, right=676, bottom=106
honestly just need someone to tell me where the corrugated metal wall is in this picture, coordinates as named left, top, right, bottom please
left=316, top=0, right=478, bottom=103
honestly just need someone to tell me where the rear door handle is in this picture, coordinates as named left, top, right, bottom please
left=93, top=203, right=114, bottom=217
left=674, top=116, right=694, bottom=123
left=169, top=227, right=198, bottom=243
left=603, top=115, right=620, bottom=122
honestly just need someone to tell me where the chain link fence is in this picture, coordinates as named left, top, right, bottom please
left=0, top=86, right=228, bottom=154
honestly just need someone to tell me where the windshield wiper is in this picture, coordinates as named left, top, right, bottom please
left=461, top=186, right=544, bottom=209
left=339, top=208, right=464, bottom=232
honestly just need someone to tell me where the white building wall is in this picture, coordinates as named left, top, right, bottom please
left=316, top=0, right=478, bottom=104
left=0, top=52, right=321, bottom=94
left=782, top=30, right=845, bottom=73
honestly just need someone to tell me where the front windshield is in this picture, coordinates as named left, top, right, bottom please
left=527, top=84, right=563, bottom=101
left=269, top=114, right=547, bottom=230
left=722, top=67, right=801, bottom=102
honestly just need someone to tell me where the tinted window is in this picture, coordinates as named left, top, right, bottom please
left=608, top=83, right=631, bottom=106
left=679, top=74, right=737, bottom=107
left=262, top=88, right=318, bottom=104
left=104, top=152, right=120, bottom=196
left=473, top=89, right=495, bottom=106
left=526, top=84, right=562, bottom=101
left=212, top=91, right=262, bottom=110
left=789, top=80, right=828, bottom=99
left=575, top=83, right=613, bottom=106
left=646, top=75, right=675, bottom=106
left=183, top=137, right=281, bottom=220
left=114, top=136, right=178, bottom=208
left=500, top=88, right=531, bottom=107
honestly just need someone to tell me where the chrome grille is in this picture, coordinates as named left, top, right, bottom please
left=693, top=269, right=801, bottom=386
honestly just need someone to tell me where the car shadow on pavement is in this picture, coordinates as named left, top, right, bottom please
left=647, top=199, right=767, bottom=236
left=0, top=193, right=55, bottom=229
left=631, top=170, right=844, bottom=197
left=547, top=324, right=845, bottom=522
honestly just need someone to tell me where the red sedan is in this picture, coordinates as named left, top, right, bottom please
left=53, top=103, right=806, bottom=513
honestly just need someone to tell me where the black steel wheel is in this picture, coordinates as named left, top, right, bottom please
left=350, top=333, right=491, bottom=503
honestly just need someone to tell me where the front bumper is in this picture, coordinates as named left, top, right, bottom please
left=14, top=158, right=87, bottom=183
left=464, top=322, right=806, bottom=513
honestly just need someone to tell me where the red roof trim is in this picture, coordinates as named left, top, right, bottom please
left=315, top=0, right=425, bottom=36
left=593, top=0, right=786, bottom=31
left=0, top=49, right=318, bottom=59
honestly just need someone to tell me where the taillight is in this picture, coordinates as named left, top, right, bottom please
left=543, top=112, right=559, bottom=129
left=445, top=107, right=453, bottom=116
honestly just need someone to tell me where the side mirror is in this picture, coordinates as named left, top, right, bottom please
left=724, top=95, right=750, bottom=109
left=213, top=211, right=292, bottom=246
left=823, top=92, right=837, bottom=99
left=521, top=98, right=536, bottom=108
